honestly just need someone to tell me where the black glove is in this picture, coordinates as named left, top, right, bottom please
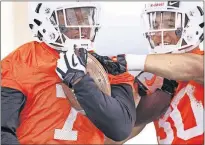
left=135, top=76, right=178, bottom=97
left=90, top=52, right=126, bottom=75
left=160, top=78, right=178, bottom=97
left=56, top=48, right=88, bottom=88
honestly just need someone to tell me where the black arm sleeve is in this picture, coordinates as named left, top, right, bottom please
left=1, top=87, right=26, bottom=145
left=135, top=89, right=172, bottom=126
left=72, top=74, right=136, bottom=141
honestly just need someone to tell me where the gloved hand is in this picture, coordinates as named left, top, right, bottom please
left=135, top=74, right=178, bottom=97
left=56, top=48, right=88, bottom=88
left=160, top=78, right=178, bottom=97
left=90, top=52, right=127, bottom=75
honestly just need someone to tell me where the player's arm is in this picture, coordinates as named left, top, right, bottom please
left=89, top=52, right=178, bottom=143
left=110, top=91, right=172, bottom=145
left=73, top=75, right=136, bottom=141
left=56, top=48, right=136, bottom=141
left=104, top=76, right=178, bottom=144
left=103, top=89, right=174, bottom=145
left=1, top=87, right=26, bottom=144
left=126, top=53, right=204, bottom=84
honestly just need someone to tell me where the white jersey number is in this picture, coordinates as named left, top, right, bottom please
left=54, top=84, right=78, bottom=141
left=158, top=84, right=203, bottom=144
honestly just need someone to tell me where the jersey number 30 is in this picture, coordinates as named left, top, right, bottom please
left=158, top=84, right=203, bottom=144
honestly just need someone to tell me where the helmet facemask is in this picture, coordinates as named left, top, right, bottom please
left=142, top=11, right=184, bottom=54
left=55, top=6, right=100, bottom=51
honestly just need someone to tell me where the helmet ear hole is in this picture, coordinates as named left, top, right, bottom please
left=59, top=25, right=67, bottom=33
left=175, top=27, right=183, bottom=38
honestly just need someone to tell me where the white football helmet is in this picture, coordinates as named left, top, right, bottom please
left=141, top=1, right=204, bottom=54
left=28, top=2, right=101, bottom=51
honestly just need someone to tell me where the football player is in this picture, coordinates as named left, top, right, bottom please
left=54, top=2, right=181, bottom=142
left=1, top=2, right=136, bottom=144
left=139, top=2, right=204, bottom=144
left=95, top=1, right=204, bottom=144
left=125, top=1, right=204, bottom=84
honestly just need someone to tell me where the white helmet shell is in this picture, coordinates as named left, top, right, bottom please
left=28, top=2, right=101, bottom=51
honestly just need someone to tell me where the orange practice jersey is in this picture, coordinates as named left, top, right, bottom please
left=1, top=41, right=104, bottom=144
left=154, top=49, right=204, bottom=144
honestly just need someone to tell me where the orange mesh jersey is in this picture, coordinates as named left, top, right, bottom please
left=108, top=72, right=140, bottom=105
left=1, top=41, right=104, bottom=144
left=153, top=49, right=204, bottom=144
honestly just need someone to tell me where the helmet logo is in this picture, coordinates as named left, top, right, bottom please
left=167, top=1, right=180, bottom=8
left=45, top=8, right=50, bottom=14
left=49, top=33, right=55, bottom=40
left=151, top=3, right=164, bottom=7
left=145, top=75, right=157, bottom=86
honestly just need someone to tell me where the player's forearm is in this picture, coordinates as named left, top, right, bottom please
left=144, top=53, right=204, bottom=83
left=126, top=53, right=203, bottom=83
left=135, top=89, right=172, bottom=125
left=73, top=74, right=136, bottom=141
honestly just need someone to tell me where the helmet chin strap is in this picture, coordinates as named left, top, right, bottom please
left=153, top=40, right=201, bottom=54
left=62, top=39, right=94, bottom=52
left=174, top=40, right=202, bottom=53
left=153, top=45, right=176, bottom=54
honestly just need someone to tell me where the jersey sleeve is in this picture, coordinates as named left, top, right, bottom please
left=1, top=87, right=26, bottom=144
left=72, top=74, right=136, bottom=141
left=108, top=72, right=135, bottom=87
left=1, top=51, right=28, bottom=144
left=1, top=57, right=23, bottom=93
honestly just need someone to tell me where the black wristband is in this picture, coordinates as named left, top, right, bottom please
left=161, top=78, right=178, bottom=97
